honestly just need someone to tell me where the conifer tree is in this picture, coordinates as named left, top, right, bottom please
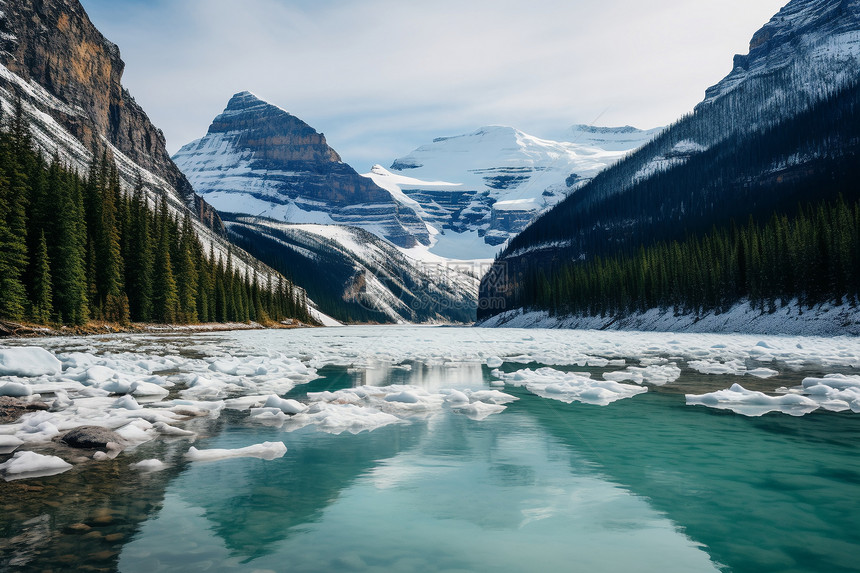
left=151, top=194, right=179, bottom=323
left=30, top=229, right=52, bottom=323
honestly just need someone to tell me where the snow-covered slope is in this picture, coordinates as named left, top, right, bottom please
left=225, top=218, right=478, bottom=324
left=173, top=92, right=429, bottom=248
left=364, top=125, right=658, bottom=258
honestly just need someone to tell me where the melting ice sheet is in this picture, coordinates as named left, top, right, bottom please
left=0, top=326, right=858, bottom=470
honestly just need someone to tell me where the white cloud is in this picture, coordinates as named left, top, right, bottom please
left=82, top=0, right=787, bottom=171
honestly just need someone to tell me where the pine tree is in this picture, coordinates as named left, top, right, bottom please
left=151, top=194, right=179, bottom=323
left=30, top=230, right=52, bottom=323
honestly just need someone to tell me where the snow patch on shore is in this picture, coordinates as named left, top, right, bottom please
left=478, top=301, right=860, bottom=336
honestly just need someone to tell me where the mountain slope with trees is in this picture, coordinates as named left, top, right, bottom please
left=0, top=102, right=311, bottom=327
left=479, top=0, right=860, bottom=331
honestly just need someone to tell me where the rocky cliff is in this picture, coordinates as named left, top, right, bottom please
left=702, top=0, right=860, bottom=105
left=173, top=92, right=429, bottom=248
left=0, top=0, right=221, bottom=230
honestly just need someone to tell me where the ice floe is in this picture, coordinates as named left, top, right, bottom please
left=686, top=384, right=820, bottom=417
left=495, top=367, right=647, bottom=405
left=0, top=347, right=62, bottom=376
left=0, top=450, right=72, bottom=480
left=131, top=459, right=166, bottom=471
left=1, top=326, right=858, bottom=480
left=186, top=441, right=287, bottom=461
left=687, top=374, right=860, bottom=416
left=602, top=364, right=681, bottom=386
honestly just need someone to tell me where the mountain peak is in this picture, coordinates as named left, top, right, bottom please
left=221, top=90, right=278, bottom=115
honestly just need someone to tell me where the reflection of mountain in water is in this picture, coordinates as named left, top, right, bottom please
left=175, top=418, right=426, bottom=560
left=512, top=386, right=860, bottom=572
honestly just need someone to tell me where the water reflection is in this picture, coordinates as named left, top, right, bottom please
left=4, top=355, right=857, bottom=573
left=517, top=389, right=860, bottom=573
left=117, top=367, right=718, bottom=572
left=167, top=420, right=427, bottom=561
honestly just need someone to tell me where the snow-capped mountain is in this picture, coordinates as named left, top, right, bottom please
left=497, top=0, right=860, bottom=248
left=173, top=92, right=429, bottom=248
left=364, top=125, right=659, bottom=259
left=559, top=125, right=665, bottom=152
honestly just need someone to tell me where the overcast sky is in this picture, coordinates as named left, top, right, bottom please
left=80, top=0, right=787, bottom=171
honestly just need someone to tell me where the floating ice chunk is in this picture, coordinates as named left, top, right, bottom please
left=385, top=391, right=420, bottom=404
left=0, top=347, right=62, bottom=377
left=131, top=381, right=170, bottom=397
left=0, top=434, right=23, bottom=454
left=0, top=381, right=32, bottom=397
left=444, top=390, right=469, bottom=404
left=186, top=441, right=287, bottom=462
left=115, top=419, right=155, bottom=445
left=288, top=403, right=402, bottom=435
left=77, top=386, right=110, bottom=398
left=452, top=401, right=506, bottom=421
left=113, top=395, right=142, bottom=410
left=131, top=459, right=166, bottom=471
left=466, top=390, right=518, bottom=405
left=18, top=412, right=61, bottom=443
left=263, top=395, right=308, bottom=414
left=747, top=368, right=779, bottom=379
left=802, top=374, right=860, bottom=391
left=486, top=356, right=503, bottom=368
left=686, top=383, right=820, bottom=417
left=152, top=422, right=196, bottom=437
left=163, top=399, right=225, bottom=418
left=224, top=395, right=270, bottom=410
left=82, top=365, right=117, bottom=385
left=249, top=407, right=289, bottom=424
left=688, top=359, right=747, bottom=376
left=603, top=364, right=681, bottom=386
left=101, top=379, right=132, bottom=394
left=0, top=451, right=72, bottom=480
left=499, top=367, right=646, bottom=405
left=798, top=375, right=860, bottom=412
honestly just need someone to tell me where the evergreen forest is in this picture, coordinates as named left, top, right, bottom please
left=0, top=100, right=311, bottom=327
left=480, top=79, right=860, bottom=321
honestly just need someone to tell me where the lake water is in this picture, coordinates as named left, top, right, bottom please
left=1, top=326, right=859, bottom=572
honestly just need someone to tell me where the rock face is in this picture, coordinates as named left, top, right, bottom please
left=702, top=0, right=860, bottom=105
left=173, top=92, right=429, bottom=248
left=0, top=0, right=221, bottom=230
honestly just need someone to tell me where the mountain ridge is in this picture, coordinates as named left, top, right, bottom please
left=173, top=91, right=430, bottom=248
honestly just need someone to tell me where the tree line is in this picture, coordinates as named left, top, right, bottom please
left=0, top=100, right=311, bottom=326
left=523, top=196, right=860, bottom=319
left=480, top=79, right=860, bottom=321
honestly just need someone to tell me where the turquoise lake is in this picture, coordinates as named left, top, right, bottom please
left=0, top=327, right=858, bottom=572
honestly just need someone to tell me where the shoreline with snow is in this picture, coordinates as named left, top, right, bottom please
left=0, top=320, right=319, bottom=339
left=476, top=300, right=860, bottom=336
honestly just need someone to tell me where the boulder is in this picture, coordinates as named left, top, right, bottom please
left=61, top=426, right=124, bottom=449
